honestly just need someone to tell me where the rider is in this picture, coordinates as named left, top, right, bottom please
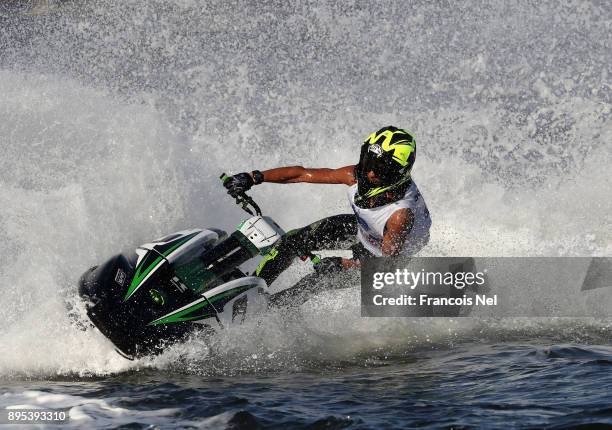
left=223, top=126, right=432, bottom=285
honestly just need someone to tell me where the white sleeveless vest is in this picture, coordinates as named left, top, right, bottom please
left=348, top=181, right=431, bottom=256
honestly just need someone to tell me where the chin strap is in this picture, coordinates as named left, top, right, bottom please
left=354, top=178, right=412, bottom=208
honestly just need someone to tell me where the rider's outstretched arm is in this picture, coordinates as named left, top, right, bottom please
left=223, top=165, right=356, bottom=196
left=258, top=165, right=356, bottom=185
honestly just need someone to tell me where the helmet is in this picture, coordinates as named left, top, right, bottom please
left=355, top=126, right=416, bottom=207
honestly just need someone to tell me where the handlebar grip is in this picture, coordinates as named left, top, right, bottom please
left=219, top=172, right=262, bottom=216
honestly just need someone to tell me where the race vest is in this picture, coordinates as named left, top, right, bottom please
left=347, top=181, right=431, bottom=256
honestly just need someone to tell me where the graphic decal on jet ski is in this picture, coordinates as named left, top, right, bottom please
left=124, top=232, right=199, bottom=302
left=149, top=284, right=253, bottom=325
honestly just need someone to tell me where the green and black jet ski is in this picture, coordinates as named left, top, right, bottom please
left=78, top=174, right=304, bottom=359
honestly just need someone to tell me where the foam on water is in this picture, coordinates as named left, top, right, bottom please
left=0, top=0, right=610, bottom=378
left=0, top=390, right=238, bottom=429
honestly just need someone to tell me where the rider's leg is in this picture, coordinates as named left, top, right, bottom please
left=256, top=214, right=357, bottom=285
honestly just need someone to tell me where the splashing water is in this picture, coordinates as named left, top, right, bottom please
left=0, top=0, right=610, bottom=381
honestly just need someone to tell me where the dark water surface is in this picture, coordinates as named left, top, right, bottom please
left=3, top=342, right=611, bottom=429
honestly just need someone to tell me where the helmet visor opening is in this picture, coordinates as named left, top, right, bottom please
left=360, top=151, right=401, bottom=184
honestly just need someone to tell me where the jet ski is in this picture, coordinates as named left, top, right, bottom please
left=78, top=174, right=303, bottom=359
left=78, top=174, right=484, bottom=358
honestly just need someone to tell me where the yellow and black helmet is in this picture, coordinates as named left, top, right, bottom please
left=355, top=126, right=416, bottom=207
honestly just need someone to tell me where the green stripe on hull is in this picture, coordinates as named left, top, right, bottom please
left=149, top=300, right=214, bottom=325
left=123, top=233, right=198, bottom=302
left=148, top=285, right=253, bottom=326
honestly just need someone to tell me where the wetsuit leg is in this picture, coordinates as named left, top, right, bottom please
left=256, top=214, right=357, bottom=285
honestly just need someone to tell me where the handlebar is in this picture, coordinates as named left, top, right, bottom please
left=220, top=173, right=321, bottom=266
